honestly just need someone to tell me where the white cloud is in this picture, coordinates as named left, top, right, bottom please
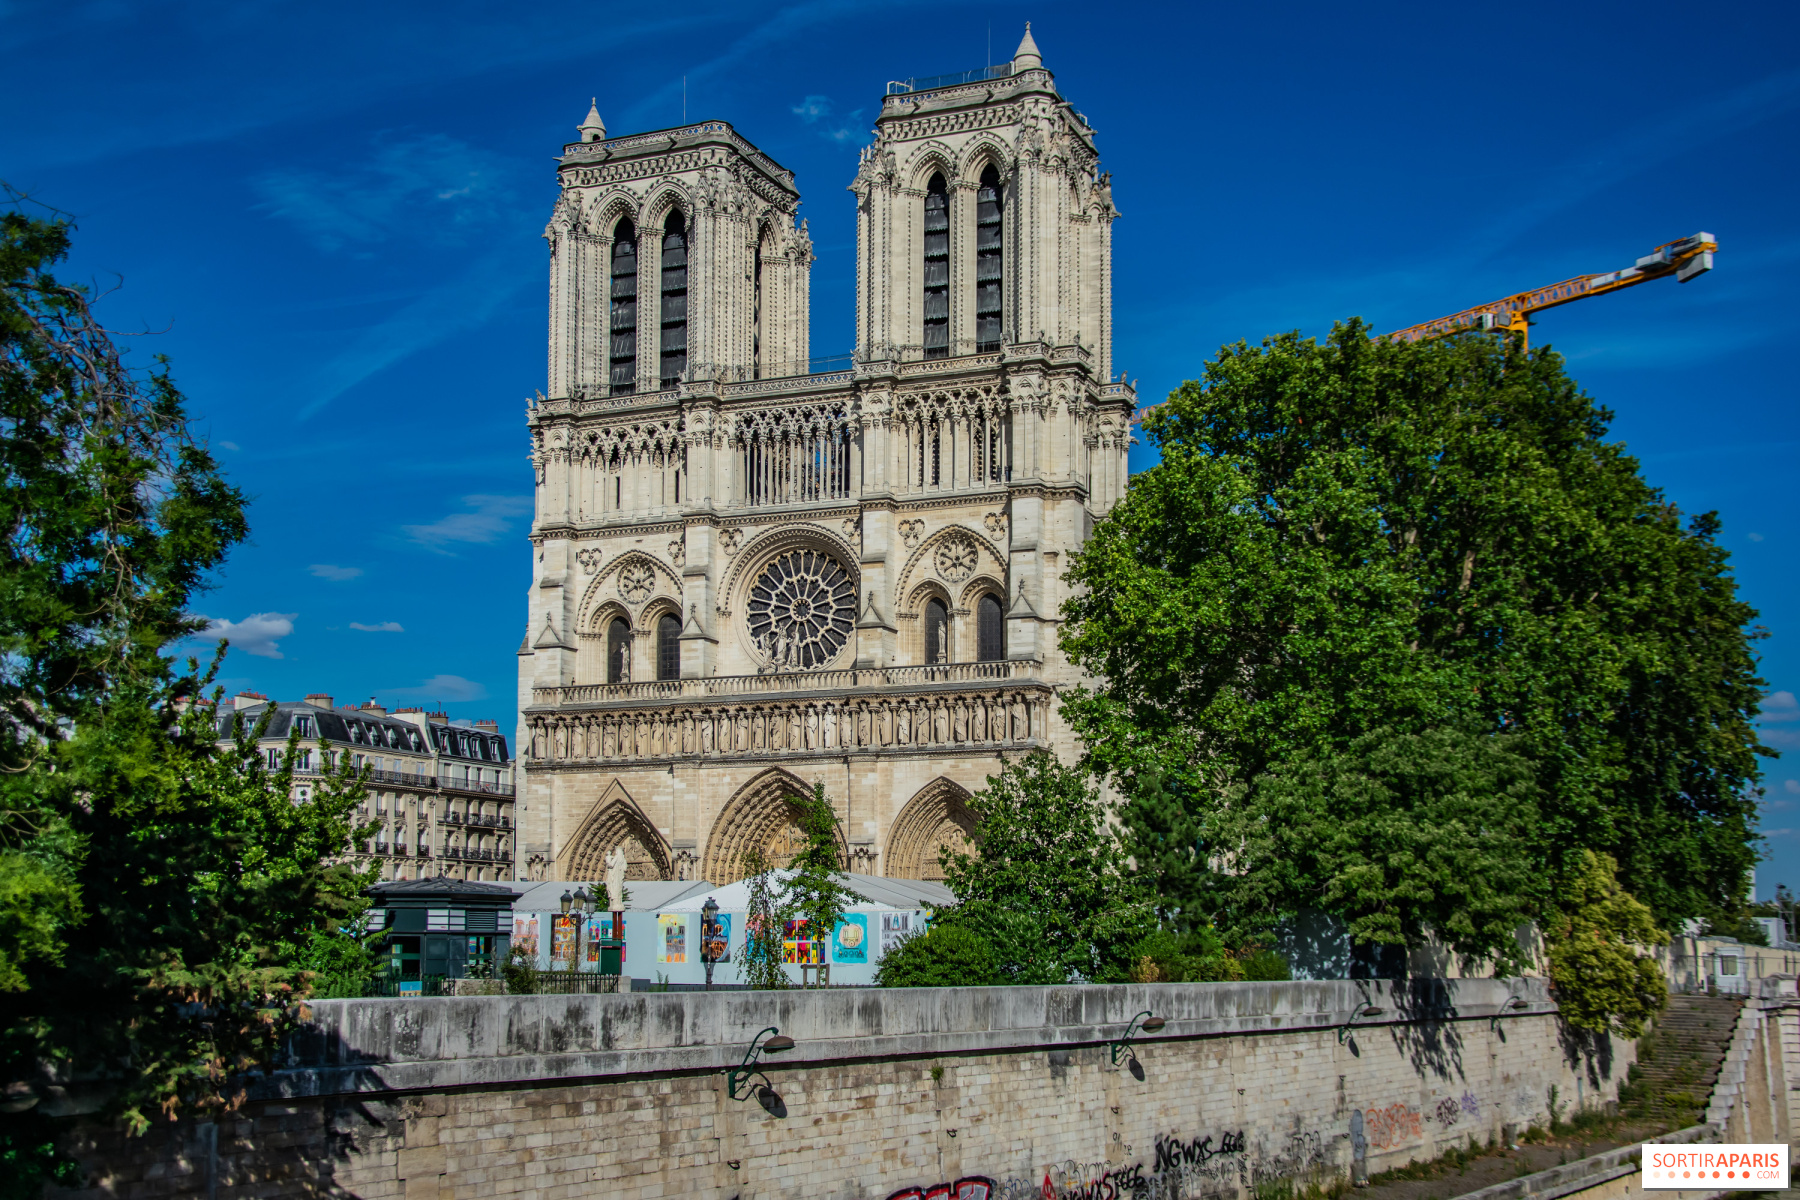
left=402, top=494, right=531, bottom=553
left=791, top=94, right=868, bottom=145
left=1749, top=532, right=1766, bottom=542
left=386, top=674, right=488, bottom=702
left=1764, top=691, right=1800, bottom=722
left=217, top=440, right=240, bottom=451
left=1787, top=780, right=1800, bottom=795
left=310, top=563, right=364, bottom=581
left=191, top=612, right=297, bottom=660
left=349, top=621, right=404, bottom=633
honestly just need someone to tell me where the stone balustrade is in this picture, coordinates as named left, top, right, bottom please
left=526, top=670, right=1052, bottom=763
left=534, top=659, right=1040, bottom=707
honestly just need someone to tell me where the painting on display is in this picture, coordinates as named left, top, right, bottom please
left=584, top=915, right=604, bottom=966
left=832, top=914, right=868, bottom=964
left=701, top=912, right=732, bottom=963
left=551, top=914, right=578, bottom=966
left=657, top=913, right=688, bottom=963
left=881, top=912, right=916, bottom=954
left=599, top=912, right=626, bottom=962
left=783, top=918, right=822, bottom=965
left=511, top=915, right=539, bottom=959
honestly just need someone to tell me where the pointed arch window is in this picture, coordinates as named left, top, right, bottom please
left=607, top=618, right=631, bottom=684
left=657, top=613, right=681, bottom=680
left=975, top=165, right=1004, bottom=353
left=977, top=592, right=1005, bottom=661
left=922, top=173, right=950, bottom=360
left=609, top=219, right=638, bottom=395
left=660, top=211, right=689, bottom=389
left=924, top=598, right=949, bottom=664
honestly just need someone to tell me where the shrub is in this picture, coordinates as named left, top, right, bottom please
left=875, top=925, right=1002, bottom=988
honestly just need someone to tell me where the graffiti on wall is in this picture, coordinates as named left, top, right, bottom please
left=887, top=1178, right=995, bottom=1200
left=982, top=1129, right=1249, bottom=1200
left=1363, top=1104, right=1423, bottom=1150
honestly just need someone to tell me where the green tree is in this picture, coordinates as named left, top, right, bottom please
left=873, top=925, right=1001, bottom=988
left=939, top=752, right=1152, bottom=983
left=782, top=783, right=864, bottom=960
left=738, top=848, right=788, bottom=990
left=1062, top=323, right=1768, bottom=961
left=0, top=198, right=364, bottom=1192
left=1546, top=851, right=1667, bottom=1037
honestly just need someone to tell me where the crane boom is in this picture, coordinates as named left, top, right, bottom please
left=1130, top=231, right=1718, bottom=426
left=1382, top=231, right=1716, bottom=351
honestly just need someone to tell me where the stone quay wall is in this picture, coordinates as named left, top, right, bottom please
left=49, top=978, right=1624, bottom=1200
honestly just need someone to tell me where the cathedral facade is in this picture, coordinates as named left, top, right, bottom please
left=516, top=28, right=1136, bottom=885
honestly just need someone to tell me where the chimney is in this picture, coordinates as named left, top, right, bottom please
left=304, top=693, right=333, bottom=710
left=394, top=706, right=425, bottom=714
left=233, top=690, right=269, bottom=709
left=426, top=710, right=450, bottom=724
left=473, top=719, right=499, bottom=731
left=361, top=698, right=388, bottom=717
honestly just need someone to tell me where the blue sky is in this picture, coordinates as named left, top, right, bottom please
left=5, top=0, right=1797, bottom=893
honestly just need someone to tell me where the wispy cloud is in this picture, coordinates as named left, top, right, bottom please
left=401, top=494, right=531, bottom=553
left=349, top=620, right=404, bottom=632
left=1765, top=691, right=1800, bottom=722
left=792, top=94, right=868, bottom=145
left=255, top=133, right=515, bottom=253
left=217, top=440, right=240, bottom=451
left=310, top=563, right=363, bottom=581
left=385, top=674, right=488, bottom=702
left=191, top=612, right=297, bottom=659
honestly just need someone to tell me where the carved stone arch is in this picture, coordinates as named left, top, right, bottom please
left=717, top=521, right=860, bottom=619
left=885, top=778, right=976, bottom=881
left=562, top=779, right=673, bottom=882
left=957, top=573, right=1007, bottom=610
left=587, top=189, right=642, bottom=239
left=703, top=767, right=847, bottom=884
left=578, top=549, right=683, bottom=629
left=905, top=576, right=955, bottom=614
left=584, top=599, right=633, bottom=637
left=959, top=136, right=1014, bottom=185
left=641, top=181, right=694, bottom=231
left=905, top=143, right=961, bottom=191
left=894, top=523, right=1007, bottom=612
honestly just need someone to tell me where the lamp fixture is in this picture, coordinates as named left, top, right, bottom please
left=559, top=889, right=573, bottom=914
left=728, top=1027, right=795, bottom=1101
left=1109, top=1011, right=1167, bottom=1066
left=1338, top=1005, right=1384, bottom=1044
left=1490, top=996, right=1529, bottom=1032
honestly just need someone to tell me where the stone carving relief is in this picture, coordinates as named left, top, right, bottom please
left=577, top=547, right=603, bottom=574
left=720, top=528, right=743, bottom=557
left=668, top=537, right=686, bottom=567
left=747, top=548, right=857, bottom=671
left=983, top=512, right=1008, bottom=539
left=842, top=515, right=862, bottom=554
left=898, top=519, right=926, bottom=549
left=935, top=534, right=978, bottom=584
left=618, top=562, right=655, bottom=605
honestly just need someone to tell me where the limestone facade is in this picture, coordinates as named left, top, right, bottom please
left=517, top=29, right=1136, bottom=884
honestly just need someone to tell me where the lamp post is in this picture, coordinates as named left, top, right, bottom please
left=573, top=888, right=591, bottom=972
left=701, top=896, right=721, bottom=991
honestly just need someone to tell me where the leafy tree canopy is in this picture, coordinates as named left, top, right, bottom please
left=1546, top=851, right=1668, bottom=1037
left=1063, top=322, right=1769, bottom=959
left=873, top=925, right=1001, bottom=988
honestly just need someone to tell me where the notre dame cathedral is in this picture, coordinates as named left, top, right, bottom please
left=516, top=27, right=1136, bottom=885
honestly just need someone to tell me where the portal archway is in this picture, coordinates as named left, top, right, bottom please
left=703, top=767, right=848, bottom=883
left=885, top=778, right=977, bottom=881
left=561, top=780, right=673, bottom=882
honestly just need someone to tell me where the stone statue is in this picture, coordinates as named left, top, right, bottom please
left=604, top=845, right=628, bottom=909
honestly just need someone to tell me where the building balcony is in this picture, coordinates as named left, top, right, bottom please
left=526, top=662, right=1054, bottom=765
left=441, top=812, right=512, bottom=828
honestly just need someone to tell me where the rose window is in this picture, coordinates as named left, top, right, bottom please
left=746, top=549, right=856, bottom=670
left=618, top=562, right=654, bottom=605
left=934, top=535, right=978, bottom=583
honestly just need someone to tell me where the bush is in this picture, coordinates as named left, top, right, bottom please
left=1237, top=949, right=1291, bottom=981
left=502, top=943, right=538, bottom=994
left=1123, top=926, right=1248, bottom=982
left=875, top=925, right=1002, bottom=988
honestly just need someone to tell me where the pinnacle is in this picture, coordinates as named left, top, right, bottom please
left=578, top=99, right=607, bottom=143
left=1013, top=22, right=1043, bottom=70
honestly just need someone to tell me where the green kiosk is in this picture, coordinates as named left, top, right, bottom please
left=368, top=877, right=516, bottom=994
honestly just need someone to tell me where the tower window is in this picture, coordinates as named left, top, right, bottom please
left=610, top=219, right=638, bottom=395
left=607, top=618, right=631, bottom=684
left=660, top=211, right=689, bottom=389
left=922, top=174, right=950, bottom=360
left=978, top=592, right=1005, bottom=661
left=975, top=166, right=1004, bottom=354
left=925, top=598, right=949, bottom=664
left=657, top=613, right=682, bottom=680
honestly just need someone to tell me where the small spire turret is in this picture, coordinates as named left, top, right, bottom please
left=1012, top=22, right=1043, bottom=70
left=578, top=99, right=607, bottom=143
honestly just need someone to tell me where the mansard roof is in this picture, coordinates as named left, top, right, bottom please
left=217, top=699, right=510, bottom=763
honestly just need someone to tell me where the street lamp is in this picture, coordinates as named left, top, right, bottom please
left=701, top=897, right=722, bottom=991
left=728, top=1027, right=796, bottom=1101
left=1339, top=1004, right=1384, bottom=1045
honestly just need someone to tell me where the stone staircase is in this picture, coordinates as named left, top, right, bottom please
left=1630, top=993, right=1744, bottom=1108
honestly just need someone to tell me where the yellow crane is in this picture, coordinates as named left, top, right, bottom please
left=1130, top=231, right=1718, bottom=424
left=1382, top=231, right=1716, bottom=352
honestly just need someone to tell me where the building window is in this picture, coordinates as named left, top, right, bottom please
left=607, top=618, right=631, bottom=684
left=978, top=592, right=1005, bottom=661
left=660, top=211, right=688, bottom=389
left=753, top=234, right=765, bottom=378
left=657, top=613, right=682, bottom=680
left=975, top=165, right=1003, bottom=353
left=609, top=218, right=638, bottom=395
left=294, top=716, right=312, bottom=737
left=923, top=174, right=950, bottom=359
left=266, top=747, right=279, bottom=769
left=925, top=598, right=949, bottom=664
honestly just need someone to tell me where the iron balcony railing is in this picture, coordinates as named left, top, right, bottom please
left=534, top=659, right=1044, bottom=708
left=440, top=812, right=512, bottom=828
left=887, top=63, right=1012, bottom=95
left=289, top=765, right=515, bottom=796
